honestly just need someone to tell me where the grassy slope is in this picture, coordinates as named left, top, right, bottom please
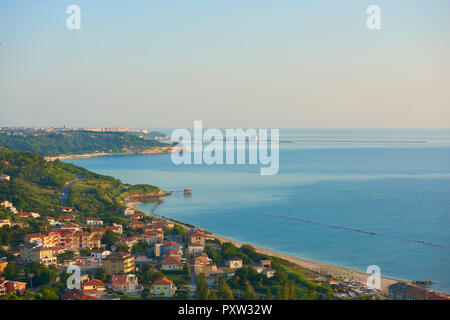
left=0, top=146, right=160, bottom=219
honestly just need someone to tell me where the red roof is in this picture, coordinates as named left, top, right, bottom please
left=62, top=289, right=100, bottom=300
left=153, top=277, right=173, bottom=285
left=161, top=256, right=183, bottom=266
left=163, top=241, right=182, bottom=248
left=189, top=230, right=206, bottom=237
left=82, top=279, right=106, bottom=288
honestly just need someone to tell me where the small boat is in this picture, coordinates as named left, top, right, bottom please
left=184, top=188, right=192, bottom=196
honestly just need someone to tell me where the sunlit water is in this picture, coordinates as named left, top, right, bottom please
left=67, top=129, right=450, bottom=293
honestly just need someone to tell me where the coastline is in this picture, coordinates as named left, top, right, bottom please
left=130, top=199, right=400, bottom=296
left=44, top=147, right=173, bottom=161
left=212, top=234, right=399, bottom=295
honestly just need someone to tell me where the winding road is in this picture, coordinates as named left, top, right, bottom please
left=60, top=175, right=83, bottom=206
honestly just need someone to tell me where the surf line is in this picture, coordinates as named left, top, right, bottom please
left=269, top=214, right=377, bottom=235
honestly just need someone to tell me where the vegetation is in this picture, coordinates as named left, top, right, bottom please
left=0, top=130, right=170, bottom=157
left=0, top=146, right=160, bottom=221
left=204, top=240, right=334, bottom=300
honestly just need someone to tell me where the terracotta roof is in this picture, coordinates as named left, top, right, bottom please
left=163, top=241, right=182, bottom=248
left=153, top=277, right=173, bottom=285
left=111, top=275, right=129, bottom=286
left=189, top=230, right=206, bottom=237
left=62, top=289, right=100, bottom=300
left=161, top=256, right=183, bottom=266
left=82, top=279, right=106, bottom=288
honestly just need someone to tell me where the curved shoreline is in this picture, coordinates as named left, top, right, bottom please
left=134, top=202, right=402, bottom=296
left=44, top=147, right=173, bottom=161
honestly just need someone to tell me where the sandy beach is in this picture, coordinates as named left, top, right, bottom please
left=212, top=235, right=399, bottom=295
left=128, top=195, right=401, bottom=295
left=44, top=147, right=173, bottom=161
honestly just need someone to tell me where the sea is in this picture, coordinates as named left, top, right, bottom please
left=66, top=129, right=450, bottom=293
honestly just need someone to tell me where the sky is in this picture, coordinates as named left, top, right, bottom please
left=1, top=0, right=450, bottom=129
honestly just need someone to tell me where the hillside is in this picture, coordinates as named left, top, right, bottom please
left=0, top=146, right=160, bottom=221
left=0, top=130, right=172, bottom=157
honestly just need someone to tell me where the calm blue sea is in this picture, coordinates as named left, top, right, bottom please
left=66, top=129, right=450, bottom=293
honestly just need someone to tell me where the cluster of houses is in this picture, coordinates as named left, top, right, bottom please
left=388, top=282, right=449, bottom=300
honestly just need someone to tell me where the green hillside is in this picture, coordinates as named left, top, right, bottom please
left=0, top=130, right=171, bottom=157
left=0, top=146, right=160, bottom=221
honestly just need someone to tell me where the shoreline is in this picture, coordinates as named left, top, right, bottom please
left=212, top=234, right=399, bottom=295
left=44, top=147, right=173, bottom=161
left=131, top=199, right=401, bottom=296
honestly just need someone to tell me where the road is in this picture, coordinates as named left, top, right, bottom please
left=60, top=175, right=83, bottom=206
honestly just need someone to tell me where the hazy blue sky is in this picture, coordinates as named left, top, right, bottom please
left=1, top=1, right=449, bottom=128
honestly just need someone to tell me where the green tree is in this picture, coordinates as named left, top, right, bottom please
left=276, top=287, right=282, bottom=300
left=266, top=287, right=273, bottom=300
left=289, top=280, right=297, bottom=300
left=282, top=283, right=289, bottom=300
left=100, top=230, right=117, bottom=249
left=218, top=278, right=234, bottom=300
left=196, top=273, right=209, bottom=300
left=208, top=291, right=218, bottom=300
left=245, top=284, right=258, bottom=300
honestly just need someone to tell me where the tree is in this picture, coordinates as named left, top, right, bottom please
left=282, top=283, right=289, bottom=300
left=266, top=287, right=273, bottom=300
left=196, top=273, right=209, bottom=300
left=245, top=284, right=258, bottom=300
left=208, top=291, right=218, bottom=300
left=289, top=280, right=297, bottom=300
left=218, top=278, right=234, bottom=300
left=101, top=230, right=117, bottom=249
left=276, top=287, right=282, bottom=300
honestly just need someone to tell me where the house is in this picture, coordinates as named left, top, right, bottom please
left=106, top=224, right=123, bottom=234
left=20, top=244, right=57, bottom=266
left=111, top=274, right=142, bottom=294
left=150, top=277, right=177, bottom=297
left=0, top=219, right=11, bottom=228
left=17, top=212, right=40, bottom=219
left=0, top=280, right=26, bottom=296
left=85, top=217, right=103, bottom=226
left=0, top=260, right=8, bottom=273
left=193, top=254, right=217, bottom=276
left=153, top=243, right=163, bottom=257
left=62, top=207, right=76, bottom=213
left=103, top=251, right=135, bottom=275
left=123, top=207, right=134, bottom=216
left=129, top=213, right=145, bottom=220
left=260, top=260, right=271, bottom=269
left=1, top=200, right=18, bottom=214
left=140, top=231, right=163, bottom=245
left=388, top=282, right=449, bottom=300
left=90, top=249, right=111, bottom=262
left=263, top=269, right=276, bottom=278
left=130, top=220, right=146, bottom=231
left=188, top=230, right=206, bottom=247
left=0, top=174, right=10, bottom=181
left=60, top=215, right=76, bottom=222
left=193, top=253, right=212, bottom=266
left=135, top=256, right=156, bottom=266
left=82, top=279, right=107, bottom=298
left=62, top=289, right=100, bottom=300
left=163, top=248, right=182, bottom=258
left=162, top=241, right=183, bottom=256
left=187, top=244, right=204, bottom=257
left=160, top=256, right=184, bottom=271
left=226, top=258, right=242, bottom=269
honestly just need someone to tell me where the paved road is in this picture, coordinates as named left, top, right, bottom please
left=60, top=175, right=83, bottom=206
